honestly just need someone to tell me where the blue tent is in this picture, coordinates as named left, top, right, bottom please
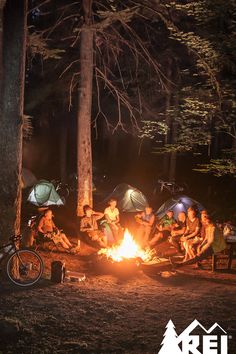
left=156, top=195, right=204, bottom=220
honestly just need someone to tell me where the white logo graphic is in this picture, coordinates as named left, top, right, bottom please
left=158, top=319, right=228, bottom=354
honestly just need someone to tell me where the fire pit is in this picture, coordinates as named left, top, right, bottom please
left=96, top=229, right=171, bottom=277
left=98, top=229, right=152, bottom=262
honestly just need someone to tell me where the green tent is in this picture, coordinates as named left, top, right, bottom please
left=104, top=183, right=149, bottom=212
left=28, top=180, right=64, bottom=207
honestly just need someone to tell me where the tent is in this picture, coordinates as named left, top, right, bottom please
left=156, top=195, right=204, bottom=220
left=28, top=180, right=64, bottom=207
left=104, top=183, right=149, bottom=212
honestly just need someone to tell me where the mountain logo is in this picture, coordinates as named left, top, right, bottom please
left=158, top=319, right=228, bottom=354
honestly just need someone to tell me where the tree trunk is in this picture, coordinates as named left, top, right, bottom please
left=76, top=0, right=93, bottom=216
left=0, top=1, right=5, bottom=97
left=0, top=0, right=27, bottom=243
left=163, top=60, right=172, bottom=179
left=168, top=121, right=177, bottom=181
left=168, top=92, right=179, bottom=182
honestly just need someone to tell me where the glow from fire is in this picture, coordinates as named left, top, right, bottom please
left=98, top=228, right=151, bottom=262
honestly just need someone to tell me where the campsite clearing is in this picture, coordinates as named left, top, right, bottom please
left=0, top=248, right=236, bottom=354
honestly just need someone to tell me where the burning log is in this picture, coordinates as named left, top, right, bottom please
left=98, top=229, right=152, bottom=263
left=97, top=229, right=171, bottom=277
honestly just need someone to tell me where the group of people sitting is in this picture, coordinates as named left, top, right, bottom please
left=80, top=199, right=122, bottom=247
left=33, top=199, right=122, bottom=252
left=33, top=199, right=227, bottom=268
left=134, top=205, right=227, bottom=267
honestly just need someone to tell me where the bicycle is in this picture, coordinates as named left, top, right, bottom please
left=153, top=179, right=186, bottom=196
left=0, top=235, right=44, bottom=287
left=51, top=179, right=70, bottom=203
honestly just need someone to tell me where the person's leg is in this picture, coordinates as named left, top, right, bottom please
left=59, top=239, right=70, bottom=249
left=98, top=236, right=107, bottom=248
left=149, top=232, right=164, bottom=247
left=117, top=224, right=123, bottom=241
left=136, top=225, right=144, bottom=245
left=96, top=230, right=107, bottom=248
left=182, top=239, right=195, bottom=261
left=169, top=235, right=182, bottom=253
left=60, top=233, right=72, bottom=247
left=174, top=247, right=213, bottom=267
left=143, top=227, right=151, bottom=248
left=109, top=224, right=119, bottom=242
left=182, top=240, right=190, bottom=262
left=187, top=240, right=195, bottom=259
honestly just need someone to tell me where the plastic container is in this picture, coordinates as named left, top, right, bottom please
left=65, top=271, right=86, bottom=282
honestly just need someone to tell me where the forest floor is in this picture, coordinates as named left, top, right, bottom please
left=0, top=242, right=236, bottom=354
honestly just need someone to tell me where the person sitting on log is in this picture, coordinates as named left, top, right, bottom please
left=37, top=209, right=74, bottom=251
left=189, top=210, right=209, bottom=257
left=169, top=211, right=187, bottom=254
left=104, top=199, right=122, bottom=242
left=149, top=210, right=176, bottom=247
left=181, top=206, right=201, bottom=262
left=171, top=215, right=226, bottom=267
left=80, top=205, right=107, bottom=248
left=135, top=206, right=155, bottom=248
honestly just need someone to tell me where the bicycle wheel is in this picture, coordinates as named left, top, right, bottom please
left=7, top=249, right=44, bottom=287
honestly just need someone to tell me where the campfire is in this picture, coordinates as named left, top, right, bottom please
left=98, top=229, right=152, bottom=263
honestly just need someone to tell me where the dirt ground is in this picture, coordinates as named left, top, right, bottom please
left=0, top=243, right=236, bottom=354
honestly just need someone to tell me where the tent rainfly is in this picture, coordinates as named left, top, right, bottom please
left=28, top=180, right=64, bottom=207
left=156, top=195, right=204, bottom=220
left=104, top=183, right=149, bottom=212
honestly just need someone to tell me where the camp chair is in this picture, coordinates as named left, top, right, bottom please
left=33, top=232, right=60, bottom=253
left=28, top=215, right=61, bottom=253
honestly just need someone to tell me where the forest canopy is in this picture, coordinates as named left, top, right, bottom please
left=26, top=0, right=236, bottom=177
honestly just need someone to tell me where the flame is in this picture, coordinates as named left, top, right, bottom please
left=98, top=228, right=151, bottom=262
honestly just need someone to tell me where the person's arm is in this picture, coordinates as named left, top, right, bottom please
left=205, top=227, right=214, bottom=246
left=80, top=218, right=93, bottom=232
left=37, top=218, right=45, bottom=234
left=185, top=220, right=200, bottom=240
left=93, top=211, right=104, bottom=220
left=105, top=212, right=112, bottom=223
left=198, top=227, right=214, bottom=254
left=172, top=225, right=186, bottom=237
left=185, top=227, right=200, bottom=240
left=135, top=212, right=142, bottom=223
left=198, top=239, right=207, bottom=250
left=52, top=220, right=59, bottom=233
left=181, top=224, right=190, bottom=241
left=156, top=221, right=163, bottom=231
left=114, top=210, right=120, bottom=224
left=148, top=214, right=155, bottom=227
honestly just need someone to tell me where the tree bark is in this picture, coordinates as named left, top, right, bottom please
left=168, top=93, right=179, bottom=182
left=163, top=60, right=172, bottom=180
left=0, top=0, right=27, bottom=243
left=76, top=0, right=93, bottom=216
left=0, top=0, right=6, bottom=100
left=168, top=121, right=177, bottom=181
